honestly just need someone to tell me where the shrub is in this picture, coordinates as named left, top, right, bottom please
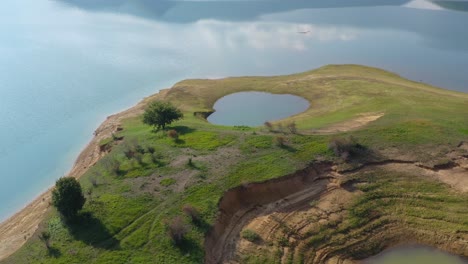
left=182, top=204, right=201, bottom=224
left=167, top=129, right=179, bottom=140
left=124, top=148, right=136, bottom=159
left=52, top=177, right=85, bottom=220
left=38, top=231, right=51, bottom=249
left=278, top=236, right=290, bottom=247
left=89, top=174, right=99, bottom=187
left=275, top=136, right=287, bottom=147
left=328, top=136, right=365, bottom=160
left=187, top=157, right=194, bottom=168
left=241, top=229, right=260, bottom=242
left=287, top=122, right=297, bottom=134
left=147, top=146, right=155, bottom=154
left=264, top=121, right=273, bottom=131
left=161, top=178, right=176, bottom=187
left=168, top=216, right=189, bottom=245
left=134, top=152, right=144, bottom=165
left=135, top=144, right=145, bottom=154
left=101, top=157, right=121, bottom=175
left=277, top=123, right=284, bottom=133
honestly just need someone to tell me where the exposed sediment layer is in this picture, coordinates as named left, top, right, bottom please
left=205, top=159, right=468, bottom=264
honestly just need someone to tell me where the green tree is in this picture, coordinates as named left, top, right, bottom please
left=52, top=177, right=85, bottom=219
left=143, top=101, right=183, bottom=131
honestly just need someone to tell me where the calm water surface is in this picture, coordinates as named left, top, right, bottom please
left=207, top=92, right=309, bottom=126
left=1, top=0, right=468, bottom=221
left=364, top=245, right=468, bottom=264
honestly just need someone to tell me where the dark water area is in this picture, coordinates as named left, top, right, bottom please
left=207, top=92, right=309, bottom=126
left=364, top=245, right=468, bottom=264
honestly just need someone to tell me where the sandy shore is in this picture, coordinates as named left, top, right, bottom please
left=0, top=90, right=168, bottom=261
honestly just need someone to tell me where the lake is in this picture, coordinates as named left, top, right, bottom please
left=1, top=0, right=468, bottom=223
left=364, top=245, right=468, bottom=264
left=207, top=92, right=309, bottom=126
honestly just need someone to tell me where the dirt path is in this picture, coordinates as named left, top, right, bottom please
left=0, top=91, right=167, bottom=261
left=311, top=112, right=384, bottom=134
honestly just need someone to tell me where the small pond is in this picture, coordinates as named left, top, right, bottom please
left=207, top=91, right=309, bottom=126
left=364, top=245, right=467, bottom=264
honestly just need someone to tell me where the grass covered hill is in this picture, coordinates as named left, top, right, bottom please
left=4, top=65, right=468, bottom=263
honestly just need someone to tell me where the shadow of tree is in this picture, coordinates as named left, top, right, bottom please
left=192, top=218, right=211, bottom=234
left=174, top=138, right=186, bottom=144
left=169, top=125, right=196, bottom=135
left=65, top=212, right=120, bottom=249
left=280, top=144, right=297, bottom=153
left=47, top=246, right=61, bottom=258
left=175, top=237, right=204, bottom=261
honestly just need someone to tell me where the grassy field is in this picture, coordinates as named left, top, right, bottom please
left=4, top=65, right=468, bottom=263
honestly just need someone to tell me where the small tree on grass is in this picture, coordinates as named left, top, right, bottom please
left=52, top=177, right=85, bottom=220
left=168, top=216, right=189, bottom=245
left=143, top=101, right=183, bottom=131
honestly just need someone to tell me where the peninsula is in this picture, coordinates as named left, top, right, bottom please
left=1, top=65, right=467, bottom=263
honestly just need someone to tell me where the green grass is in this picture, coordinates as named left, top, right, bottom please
left=4, top=65, right=468, bottom=264
left=160, top=178, right=176, bottom=187
left=241, top=229, right=261, bottom=242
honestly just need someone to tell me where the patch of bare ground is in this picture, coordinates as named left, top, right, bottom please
left=312, top=112, right=384, bottom=134
left=205, top=157, right=468, bottom=264
left=0, top=90, right=170, bottom=261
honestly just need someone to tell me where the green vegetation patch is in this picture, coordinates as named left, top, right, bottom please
left=160, top=178, right=176, bottom=187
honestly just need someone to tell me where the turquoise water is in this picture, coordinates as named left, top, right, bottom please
left=1, top=0, right=468, bottom=221
left=207, top=92, right=309, bottom=126
left=365, top=245, right=468, bottom=264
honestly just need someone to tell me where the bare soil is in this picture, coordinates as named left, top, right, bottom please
left=205, top=158, right=468, bottom=264
left=312, top=112, right=384, bottom=134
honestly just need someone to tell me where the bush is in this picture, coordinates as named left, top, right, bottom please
left=274, top=136, right=288, bottom=147
left=167, top=129, right=179, bottom=140
left=38, top=231, right=51, bottom=249
left=52, top=177, right=86, bottom=220
left=278, top=236, right=290, bottom=247
left=101, top=157, right=120, bottom=175
left=328, top=136, right=365, bottom=160
left=182, top=204, right=201, bottom=224
left=161, top=178, right=176, bottom=187
left=134, top=152, right=144, bottom=165
left=264, top=121, right=273, bottom=131
left=287, top=122, right=297, bottom=134
left=143, top=101, right=183, bottom=131
left=147, top=146, right=155, bottom=154
left=168, top=216, right=189, bottom=245
left=277, top=123, right=284, bottom=133
left=241, top=229, right=260, bottom=242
